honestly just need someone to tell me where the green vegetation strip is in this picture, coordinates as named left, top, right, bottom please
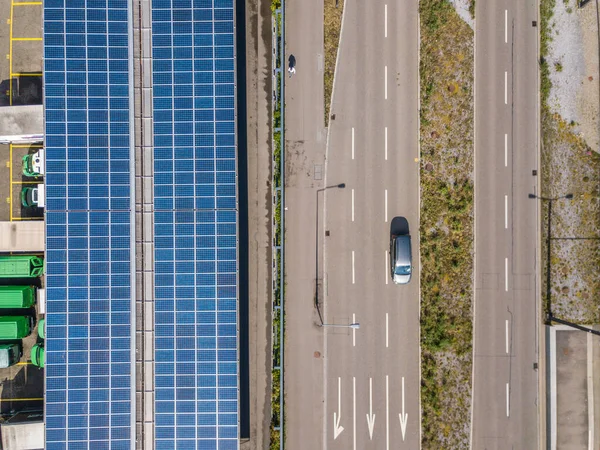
left=270, top=2, right=282, bottom=449
left=324, top=0, right=344, bottom=125
left=419, top=0, right=474, bottom=447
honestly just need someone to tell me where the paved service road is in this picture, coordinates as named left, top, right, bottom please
left=472, top=0, right=540, bottom=448
left=323, top=1, right=420, bottom=449
left=283, top=0, right=328, bottom=448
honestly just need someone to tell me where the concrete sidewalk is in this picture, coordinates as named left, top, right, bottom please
left=547, top=325, right=600, bottom=450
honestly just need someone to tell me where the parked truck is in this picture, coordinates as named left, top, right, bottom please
left=20, top=183, right=44, bottom=208
left=0, top=343, right=22, bottom=368
left=0, top=255, right=44, bottom=278
left=21, top=148, right=44, bottom=177
left=0, top=285, right=36, bottom=308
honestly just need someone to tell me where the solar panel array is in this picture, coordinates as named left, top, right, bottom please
left=43, top=0, right=135, bottom=448
left=151, top=0, right=239, bottom=448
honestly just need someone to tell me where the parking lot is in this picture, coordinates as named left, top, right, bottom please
left=0, top=0, right=44, bottom=420
left=0, top=0, right=43, bottom=224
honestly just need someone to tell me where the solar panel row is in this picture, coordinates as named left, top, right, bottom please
left=151, top=0, right=239, bottom=448
left=43, top=0, right=135, bottom=447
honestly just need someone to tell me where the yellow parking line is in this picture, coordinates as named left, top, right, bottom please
left=13, top=217, right=41, bottom=221
left=8, top=3, right=13, bottom=105
left=13, top=181, right=38, bottom=185
left=12, top=144, right=41, bottom=148
left=11, top=37, right=42, bottom=41
left=1, top=398, right=43, bottom=401
left=9, top=144, right=13, bottom=220
left=13, top=2, right=43, bottom=5
left=11, top=73, right=41, bottom=77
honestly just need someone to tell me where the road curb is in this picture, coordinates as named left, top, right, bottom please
left=469, top=9, right=477, bottom=450
left=417, top=9, right=423, bottom=450
left=536, top=0, right=546, bottom=447
left=322, top=0, right=350, bottom=448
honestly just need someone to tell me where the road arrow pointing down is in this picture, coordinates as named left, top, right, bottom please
left=334, top=377, right=344, bottom=439
left=366, top=377, right=376, bottom=439
left=398, top=377, right=408, bottom=441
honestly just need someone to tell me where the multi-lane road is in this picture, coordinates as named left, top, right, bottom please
left=322, top=0, right=419, bottom=449
left=471, top=0, right=540, bottom=448
left=285, top=0, right=420, bottom=449
left=285, top=0, right=541, bottom=449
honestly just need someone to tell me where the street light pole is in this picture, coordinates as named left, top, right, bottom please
left=315, top=183, right=346, bottom=325
left=320, top=323, right=360, bottom=329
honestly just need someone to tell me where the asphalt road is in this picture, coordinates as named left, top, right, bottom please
left=283, top=0, right=328, bottom=448
left=471, top=0, right=540, bottom=448
left=322, top=1, right=420, bottom=449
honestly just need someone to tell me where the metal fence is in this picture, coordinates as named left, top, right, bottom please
left=271, top=3, right=285, bottom=449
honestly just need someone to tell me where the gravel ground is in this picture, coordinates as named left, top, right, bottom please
left=547, top=0, right=599, bottom=150
left=543, top=0, right=600, bottom=323
left=449, top=0, right=474, bottom=30
left=547, top=0, right=586, bottom=123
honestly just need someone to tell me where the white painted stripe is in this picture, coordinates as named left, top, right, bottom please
left=505, top=71, right=508, bottom=104
left=505, top=194, right=508, bottom=229
left=385, top=250, right=389, bottom=285
left=385, top=66, right=388, bottom=99
left=385, top=4, right=388, bottom=38
left=385, top=126, right=388, bottom=160
left=353, top=313, right=356, bottom=347
left=386, top=375, right=390, bottom=450
left=506, top=383, right=510, bottom=417
left=353, top=376, right=357, bottom=450
left=505, top=10, right=508, bottom=43
left=505, top=257, right=509, bottom=291
left=351, top=188, right=355, bottom=222
left=384, top=189, right=388, bottom=222
left=505, top=319, right=509, bottom=354
left=352, top=127, right=355, bottom=160
left=352, top=250, right=356, bottom=284
left=504, top=133, right=508, bottom=167
left=386, top=312, right=389, bottom=348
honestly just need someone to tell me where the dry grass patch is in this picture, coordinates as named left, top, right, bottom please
left=324, top=0, right=344, bottom=125
left=541, top=109, right=600, bottom=323
left=420, top=0, right=474, bottom=447
left=540, top=0, right=600, bottom=324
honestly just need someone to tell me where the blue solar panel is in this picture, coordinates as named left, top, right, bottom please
left=43, top=0, right=135, bottom=447
left=151, top=0, right=239, bottom=447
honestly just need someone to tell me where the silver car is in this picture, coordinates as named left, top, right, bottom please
left=390, top=234, right=412, bottom=284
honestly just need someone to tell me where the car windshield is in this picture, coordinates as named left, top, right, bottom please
left=395, top=265, right=411, bottom=276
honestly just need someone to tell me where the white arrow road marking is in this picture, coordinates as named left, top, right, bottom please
left=398, top=377, right=408, bottom=441
left=334, top=377, right=344, bottom=439
left=366, top=377, right=376, bottom=440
